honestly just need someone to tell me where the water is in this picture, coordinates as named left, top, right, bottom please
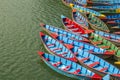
left=0, top=0, right=119, bottom=80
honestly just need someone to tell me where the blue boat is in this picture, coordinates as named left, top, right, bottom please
left=72, top=10, right=110, bottom=32
left=88, top=5, right=120, bottom=10
left=40, top=24, right=120, bottom=60
left=38, top=51, right=106, bottom=80
left=39, top=32, right=120, bottom=79
left=70, top=4, right=106, bottom=17
left=100, top=14, right=120, bottom=21
left=49, top=32, right=115, bottom=57
left=72, top=10, right=120, bottom=46
left=62, top=0, right=112, bottom=6
left=72, top=9, right=89, bottom=29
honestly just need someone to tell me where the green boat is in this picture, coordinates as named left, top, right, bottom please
left=86, top=13, right=110, bottom=32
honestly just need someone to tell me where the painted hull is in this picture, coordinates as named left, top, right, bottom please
left=39, top=32, right=120, bottom=79
left=38, top=52, right=102, bottom=80
left=60, top=15, right=120, bottom=61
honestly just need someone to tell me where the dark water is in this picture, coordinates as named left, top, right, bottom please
left=0, top=0, right=119, bottom=80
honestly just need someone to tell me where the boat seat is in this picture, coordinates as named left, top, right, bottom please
left=52, top=62, right=61, bottom=67
left=79, top=46, right=84, bottom=50
left=100, top=46, right=110, bottom=49
left=104, top=36, right=111, bottom=39
left=112, top=74, right=120, bottom=77
left=74, top=52, right=78, bottom=56
left=90, top=40, right=102, bottom=46
left=67, top=24, right=74, bottom=28
left=99, top=67, right=108, bottom=72
left=89, top=62, right=100, bottom=68
left=47, top=44, right=55, bottom=47
left=104, top=50, right=115, bottom=55
left=62, top=65, right=71, bottom=71
left=80, top=57, right=89, bottom=62
left=58, top=52, right=67, bottom=57
left=73, top=69, right=81, bottom=74
left=89, top=49, right=94, bottom=53
left=68, top=57, right=77, bottom=62
left=68, top=28, right=79, bottom=31
left=45, top=58, right=49, bottom=61
left=52, top=48, right=62, bottom=51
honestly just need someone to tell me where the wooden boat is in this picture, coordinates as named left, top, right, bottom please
left=87, top=5, right=120, bottom=11
left=61, top=16, right=94, bottom=34
left=98, top=9, right=120, bottom=14
left=100, top=15, right=120, bottom=22
left=40, top=23, right=118, bottom=57
left=91, top=0, right=120, bottom=5
left=61, top=16, right=120, bottom=61
left=72, top=10, right=120, bottom=46
left=69, top=3, right=106, bottom=17
left=72, top=9, right=89, bottom=29
left=72, top=9, right=110, bottom=32
left=100, top=14, right=120, bottom=21
left=94, top=31, right=120, bottom=46
left=86, top=14, right=110, bottom=32
left=39, top=33, right=120, bottom=79
left=40, top=23, right=90, bottom=43
left=106, top=20, right=120, bottom=26
left=62, top=0, right=112, bottom=6
left=38, top=51, right=108, bottom=80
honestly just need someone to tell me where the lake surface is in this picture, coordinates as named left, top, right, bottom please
left=0, top=0, right=119, bottom=80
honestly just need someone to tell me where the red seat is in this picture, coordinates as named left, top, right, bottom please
left=52, top=48, right=62, bottom=51
left=68, top=57, right=77, bottom=62
left=104, top=50, right=115, bottom=55
left=63, top=65, right=71, bottom=71
left=73, top=69, right=81, bottom=74
left=52, top=62, right=61, bottom=67
left=80, top=57, right=89, bottom=62
left=89, top=62, right=99, bottom=67
left=47, top=44, right=55, bottom=47
left=45, top=58, right=49, bottom=61
left=99, top=67, right=108, bottom=72
left=58, top=52, right=67, bottom=57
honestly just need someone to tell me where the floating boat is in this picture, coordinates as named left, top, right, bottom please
left=40, top=23, right=118, bottom=57
left=100, top=14, right=120, bottom=21
left=69, top=3, right=106, bottom=17
left=95, top=31, right=120, bottom=46
left=61, top=15, right=120, bottom=61
left=40, top=32, right=77, bottom=62
left=62, top=0, right=112, bottom=6
left=72, top=10, right=120, bottom=46
left=72, top=9, right=89, bottom=29
left=38, top=51, right=108, bottom=80
left=106, top=20, right=120, bottom=26
left=39, top=33, right=120, bottom=79
left=40, top=23, right=90, bottom=43
left=72, top=9, right=110, bottom=32
left=87, top=5, right=120, bottom=11
left=91, top=0, right=120, bottom=5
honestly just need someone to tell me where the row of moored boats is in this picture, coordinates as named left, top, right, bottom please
left=38, top=0, right=120, bottom=80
